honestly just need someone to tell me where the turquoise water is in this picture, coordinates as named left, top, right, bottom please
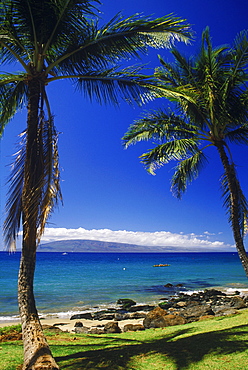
left=1, top=252, right=248, bottom=320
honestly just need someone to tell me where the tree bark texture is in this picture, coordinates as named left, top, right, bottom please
left=18, top=76, right=59, bottom=370
left=18, top=252, right=59, bottom=370
left=216, top=141, right=248, bottom=277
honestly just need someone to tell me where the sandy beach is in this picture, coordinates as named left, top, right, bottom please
left=42, top=317, right=145, bottom=332
left=1, top=287, right=248, bottom=332
left=0, top=316, right=144, bottom=332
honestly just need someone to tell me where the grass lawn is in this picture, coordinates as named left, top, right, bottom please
left=1, top=309, right=248, bottom=370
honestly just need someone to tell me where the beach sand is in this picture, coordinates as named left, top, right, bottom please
left=1, top=288, right=247, bottom=331
left=42, top=317, right=144, bottom=332
left=0, top=317, right=144, bottom=332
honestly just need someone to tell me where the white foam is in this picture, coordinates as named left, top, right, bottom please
left=223, top=287, right=248, bottom=297
left=32, top=300, right=158, bottom=321
left=0, top=315, right=20, bottom=322
left=178, top=289, right=204, bottom=296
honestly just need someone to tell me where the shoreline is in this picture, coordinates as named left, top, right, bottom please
left=2, top=252, right=248, bottom=326
left=1, top=286, right=248, bottom=331
left=0, top=317, right=145, bottom=332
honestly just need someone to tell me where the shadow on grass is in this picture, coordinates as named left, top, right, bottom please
left=54, top=324, right=248, bottom=369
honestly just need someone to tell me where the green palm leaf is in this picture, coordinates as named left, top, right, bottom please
left=171, top=151, right=208, bottom=198
left=0, top=75, right=27, bottom=135
left=49, top=13, right=191, bottom=76
left=231, top=30, right=248, bottom=75
left=75, top=66, right=157, bottom=105
left=123, top=110, right=199, bottom=148
left=221, top=164, right=248, bottom=237
left=225, top=125, right=248, bottom=144
left=140, top=138, right=200, bottom=175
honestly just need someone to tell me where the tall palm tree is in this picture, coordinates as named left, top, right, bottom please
left=0, top=1, right=191, bottom=369
left=123, top=28, right=248, bottom=277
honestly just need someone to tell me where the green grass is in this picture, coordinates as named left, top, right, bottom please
left=1, top=310, right=248, bottom=370
left=0, top=324, right=22, bottom=335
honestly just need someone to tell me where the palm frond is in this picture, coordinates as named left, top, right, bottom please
left=1, top=2, right=191, bottom=78
left=4, top=131, right=25, bottom=251
left=170, top=48, right=195, bottom=81
left=171, top=151, right=208, bottom=198
left=0, top=74, right=27, bottom=136
left=151, top=83, right=199, bottom=105
left=75, top=66, right=158, bottom=106
left=48, top=13, right=191, bottom=75
left=97, top=12, right=192, bottom=48
left=4, top=113, right=62, bottom=250
left=155, top=54, right=210, bottom=129
left=0, top=32, right=30, bottom=67
left=196, top=28, right=229, bottom=81
left=40, top=0, right=101, bottom=57
left=1, top=0, right=100, bottom=45
left=225, top=124, right=248, bottom=145
left=221, top=87, right=248, bottom=127
left=221, top=164, right=248, bottom=237
left=36, top=114, right=62, bottom=243
left=123, top=110, right=198, bottom=148
left=22, top=113, right=62, bottom=248
left=155, top=66, right=180, bottom=86
left=140, top=138, right=199, bottom=175
left=0, top=1, right=101, bottom=69
left=0, top=2, right=33, bottom=66
left=220, top=31, right=248, bottom=114
left=231, top=30, right=248, bottom=75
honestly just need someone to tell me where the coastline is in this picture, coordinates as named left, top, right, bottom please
left=1, top=286, right=248, bottom=331
left=2, top=252, right=248, bottom=323
left=0, top=317, right=145, bottom=332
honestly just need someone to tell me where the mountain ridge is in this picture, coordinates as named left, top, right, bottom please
left=38, top=239, right=181, bottom=253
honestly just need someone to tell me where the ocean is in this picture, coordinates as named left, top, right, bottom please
left=1, top=251, right=248, bottom=322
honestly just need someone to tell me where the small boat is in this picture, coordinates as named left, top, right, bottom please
left=153, top=264, right=170, bottom=267
left=62, top=252, right=68, bottom=255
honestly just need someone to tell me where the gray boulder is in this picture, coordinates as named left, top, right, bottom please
left=70, top=313, right=93, bottom=320
left=95, top=313, right=115, bottom=321
left=143, top=307, right=186, bottom=328
left=104, top=321, right=121, bottom=333
left=74, top=321, right=83, bottom=327
left=181, top=304, right=215, bottom=322
left=123, top=324, right=145, bottom=332
left=114, top=313, right=130, bottom=321
left=214, top=308, right=238, bottom=317
left=74, top=326, right=90, bottom=334
left=117, top=298, right=136, bottom=310
left=128, top=312, right=147, bottom=319
left=89, top=327, right=105, bottom=334
left=229, top=296, right=246, bottom=309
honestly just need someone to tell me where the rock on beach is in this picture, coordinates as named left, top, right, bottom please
left=22, top=288, right=247, bottom=335
left=61, top=288, right=248, bottom=334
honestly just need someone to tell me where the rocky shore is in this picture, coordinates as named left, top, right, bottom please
left=55, top=288, right=248, bottom=335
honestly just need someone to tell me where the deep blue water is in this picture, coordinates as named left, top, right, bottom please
left=0, top=252, right=248, bottom=320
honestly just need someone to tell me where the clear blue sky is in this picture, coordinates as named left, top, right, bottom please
left=0, top=0, right=248, bottom=251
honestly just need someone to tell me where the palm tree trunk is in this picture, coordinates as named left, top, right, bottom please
left=18, top=250, right=59, bottom=370
left=216, top=141, right=248, bottom=277
left=18, top=76, right=59, bottom=370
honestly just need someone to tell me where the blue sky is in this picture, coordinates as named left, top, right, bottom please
left=0, top=0, right=248, bottom=251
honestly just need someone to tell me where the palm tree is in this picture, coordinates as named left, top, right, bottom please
left=0, top=1, right=191, bottom=368
left=123, top=28, right=248, bottom=277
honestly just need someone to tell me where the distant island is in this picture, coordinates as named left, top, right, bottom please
left=37, top=239, right=224, bottom=253
left=0, top=239, right=230, bottom=253
left=38, top=239, right=185, bottom=253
